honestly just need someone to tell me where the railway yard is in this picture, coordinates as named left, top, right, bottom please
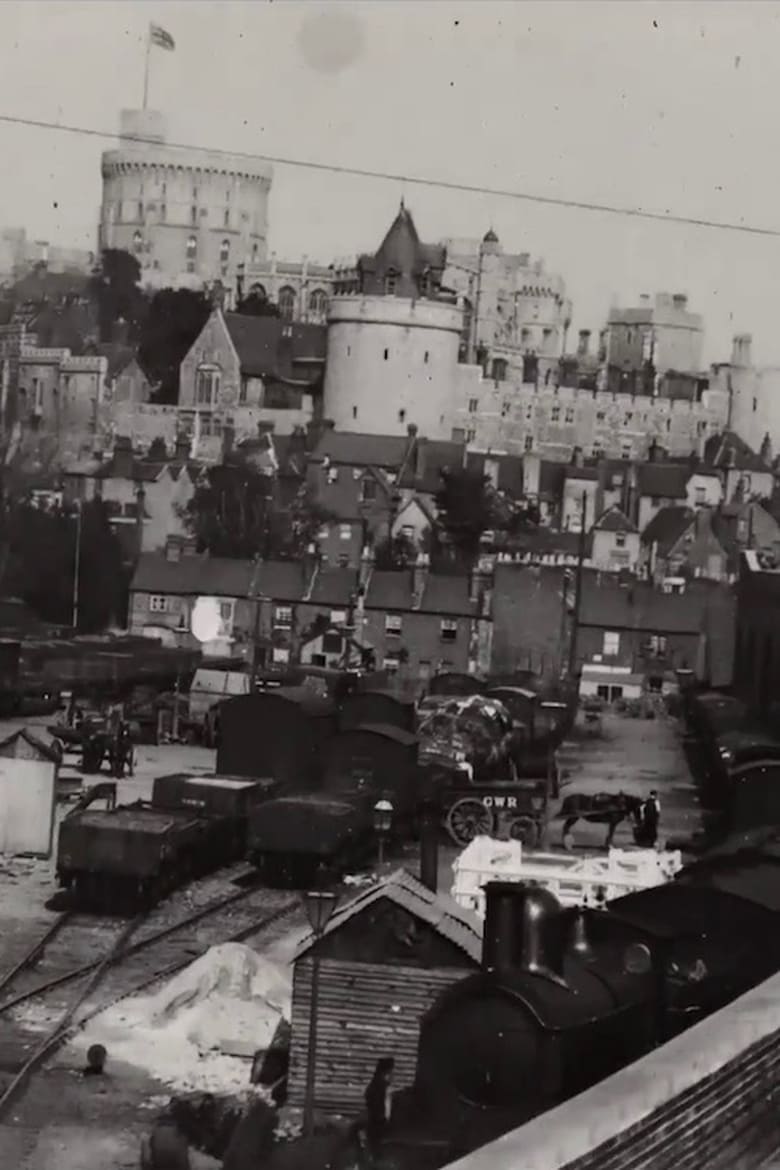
left=0, top=704, right=706, bottom=1170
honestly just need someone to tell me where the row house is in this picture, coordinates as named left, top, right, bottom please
left=641, top=500, right=780, bottom=585
left=63, top=434, right=200, bottom=555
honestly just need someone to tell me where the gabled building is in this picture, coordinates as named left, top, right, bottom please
left=332, top=201, right=448, bottom=301
left=703, top=430, right=774, bottom=504
left=178, top=308, right=326, bottom=440
left=589, top=505, right=640, bottom=573
left=63, top=434, right=200, bottom=554
left=641, top=506, right=729, bottom=584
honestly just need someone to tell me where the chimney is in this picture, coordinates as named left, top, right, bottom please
left=732, top=333, right=753, bottom=368
left=572, top=445, right=584, bottom=469
left=112, top=435, right=134, bottom=479
left=165, top=535, right=184, bottom=563
left=569, top=908, right=595, bottom=962
left=523, top=451, right=541, bottom=498
left=174, top=432, right=190, bottom=463
left=482, top=882, right=519, bottom=974
left=672, top=293, right=688, bottom=311
left=411, top=552, right=429, bottom=610
left=577, top=330, right=591, bottom=357
left=358, top=544, right=374, bottom=592
left=222, top=422, right=235, bottom=461
left=414, top=435, right=428, bottom=484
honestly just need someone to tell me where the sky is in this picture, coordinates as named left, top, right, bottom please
left=1, top=0, right=780, bottom=366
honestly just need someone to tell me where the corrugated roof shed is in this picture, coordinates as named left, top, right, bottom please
left=295, top=867, right=482, bottom=963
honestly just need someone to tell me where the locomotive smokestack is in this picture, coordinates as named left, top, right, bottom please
left=569, top=908, right=595, bottom=962
left=482, top=881, right=519, bottom=974
left=517, top=886, right=565, bottom=980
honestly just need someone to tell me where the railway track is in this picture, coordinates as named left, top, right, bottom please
left=0, top=875, right=301, bottom=1120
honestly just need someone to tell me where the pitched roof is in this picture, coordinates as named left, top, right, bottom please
left=307, top=567, right=358, bottom=607
left=641, top=505, right=694, bottom=551
left=364, top=570, right=479, bottom=617
left=501, top=528, right=580, bottom=556
left=313, top=431, right=410, bottom=469
left=579, top=573, right=715, bottom=633
left=294, top=866, right=482, bottom=964
left=130, top=553, right=256, bottom=598
left=0, top=728, right=62, bottom=763
left=399, top=439, right=465, bottom=494
left=222, top=312, right=326, bottom=384
left=253, top=560, right=305, bottom=602
left=704, top=430, right=769, bottom=474
left=316, top=464, right=392, bottom=521
left=594, top=505, right=638, bottom=534
left=636, top=462, right=691, bottom=500
left=564, top=464, right=599, bottom=482
left=465, top=451, right=525, bottom=498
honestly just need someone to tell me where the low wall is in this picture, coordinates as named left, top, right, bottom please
left=447, top=970, right=780, bottom=1170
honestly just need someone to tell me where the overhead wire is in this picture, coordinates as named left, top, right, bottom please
left=0, top=111, right=777, bottom=239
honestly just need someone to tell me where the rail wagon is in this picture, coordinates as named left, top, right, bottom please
left=338, top=688, right=417, bottom=734
left=216, top=687, right=338, bottom=788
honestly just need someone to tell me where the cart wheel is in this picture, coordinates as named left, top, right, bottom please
left=445, top=798, right=493, bottom=846
left=508, top=815, right=539, bottom=846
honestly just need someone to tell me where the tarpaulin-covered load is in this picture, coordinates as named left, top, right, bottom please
left=417, top=693, right=515, bottom=781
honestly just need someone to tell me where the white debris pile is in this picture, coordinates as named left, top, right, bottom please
left=71, top=943, right=292, bottom=1094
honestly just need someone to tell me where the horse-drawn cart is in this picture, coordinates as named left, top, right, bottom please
left=442, top=776, right=548, bottom=846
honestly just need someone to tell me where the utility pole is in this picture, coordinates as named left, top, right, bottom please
left=566, top=491, right=588, bottom=677
left=72, top=501, right=82, bottom=631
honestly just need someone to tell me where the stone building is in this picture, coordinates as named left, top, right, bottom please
left=605, top=292, right=704, bottom=392
left=443, top=230, right=571, bottom=383
left=236, top=255, right=332, bottom=324
left=98, top=109, right=272, bottom=291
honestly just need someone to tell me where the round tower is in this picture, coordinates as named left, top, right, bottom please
left=324, top=295, right=463, bottom=438
left=99, top=110, right=273, bottom=290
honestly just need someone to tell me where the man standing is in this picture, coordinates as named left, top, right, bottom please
left=640, top=790, right=661, bottom=848
left=364, top=1058, right=395, bottom=1158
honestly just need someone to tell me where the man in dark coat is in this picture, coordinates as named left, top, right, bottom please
left=640, top=790, right=661, bottom=847
left=364, top=1057, right=395, bottom=1157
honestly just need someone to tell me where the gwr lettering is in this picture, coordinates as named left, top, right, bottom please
left=481, top=796, right=518, bottom=809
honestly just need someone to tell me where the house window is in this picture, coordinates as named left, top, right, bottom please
left=196, top=365, right=221, bottom=406
left=440, top=619, right=458, bottom=643
left=385, top=614, right=403, bottom=637
left=272, top=647, right=290, bottom=664
left=339, top=523, right=352, bottom=541
left=149, top=595, right=169, bottom=613
left=621, top=446, right=632, bottom=460
left=401, top=524, right=415, bottom=540
left=603, top=631, right=620, bottom=656
left=615, top=531, right=626, bottom=548
left=278, top=286, right=296, bottom=321
left=330, top=610, right=347, bottom=626
left=384, top=270, right=398, bottom=295
left=327, top=467, right=339, bottom=484
left=468, top=398, right=478, bottom=414
left=133, top=230, right=143, bottom=255
left=219, top=601, right=235, bottom=633
left=524, top=435, right=534, bottom=451
left=383, top=653, right=401, bottom=674
left=491, top=358, right=508, bottom=382
left=360, top=478, right=377, bottom=503
left=565, top=408, right=575, bottom=424
left=273, top=605, right=293, bottom=629
left=551, top=407, right=560, bottom=422
left=322, top=632, right=343, bottom=654
left=695, top=486, right=706, bottom=504
left=648, top=635, right=667, bottom=654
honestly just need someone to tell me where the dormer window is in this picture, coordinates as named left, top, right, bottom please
left=196, top=365, right=221, bottom=407
left=385, top=269, right=398, bottom=296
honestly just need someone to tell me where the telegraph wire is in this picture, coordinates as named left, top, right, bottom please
left=0, top=110, right=776, bottom=239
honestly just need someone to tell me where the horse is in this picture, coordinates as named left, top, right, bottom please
left=559, top=791, right=643, bottom=850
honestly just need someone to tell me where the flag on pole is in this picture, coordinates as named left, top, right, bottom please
left=149, top=23, right=175, bottom=52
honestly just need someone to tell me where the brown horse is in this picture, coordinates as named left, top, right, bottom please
left=560, top=791, right=643, bottom=849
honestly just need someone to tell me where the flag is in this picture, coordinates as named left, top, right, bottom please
left=149, top=23, right=175, bottom=52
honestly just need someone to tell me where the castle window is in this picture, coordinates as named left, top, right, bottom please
left=309, top=289, right=328, bottom=321
left=252, top=242, right=259, bottom=263
left=196, top=365, right=221, bottom=407
left=565, top=408, right=575, bottom=423
left=384, top=349, right=389, bottom=361
left=384, top=269, right=398, bottom=296
left=491, top=358, right=508, bottom=382
left=137, top=201, right=144, bottom=221
left=398, top=409, right=406, bottom=423
left=133, top=230, right=143, bottom=255
left=524, top=435, right=533, bottom=451
left=186, top=236, right=197, bottom=273
left=220, top=239, right=230, bottom=275
left=551, top=406, right=561, bottom=422
left=160, top=203, right=166, bottom=221
left=424, top=351, right=429, bottom=364
left=278, top=286, right=296, bottom=321
left=352, top=406, right=358, bottom=420
left=468, top=398, right=478, bottom=414
left=191, top=205, right=198, bottom=226
left=223, top=209, right=230, bottom=229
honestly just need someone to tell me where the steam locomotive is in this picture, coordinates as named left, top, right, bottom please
left=386, top=831, right=780, bottom=1166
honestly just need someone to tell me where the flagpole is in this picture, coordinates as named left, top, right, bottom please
left=142, top=27, right=151, bottom=110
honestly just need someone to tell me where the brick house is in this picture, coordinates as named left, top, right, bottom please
left=128, top=536, right=260, bottom=658
left=63, top=434, right=200, bottom=554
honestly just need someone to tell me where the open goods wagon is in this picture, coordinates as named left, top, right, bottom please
left=56, top=772, right=276, bottom=909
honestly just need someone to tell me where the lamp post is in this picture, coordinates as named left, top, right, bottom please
left=301, top=887, right=339, bottom=1137
left=373, top=798, right=394, bottom=869
left=71, top=500, right=82, bottom=630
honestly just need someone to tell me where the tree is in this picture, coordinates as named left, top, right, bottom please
left=435, top=467, right=502, bottom=564
left=237, top=289, right=280, bottom=318
left=270, top=485, right=337, bottom=561
left=186, top=463, right=274, bottom=558
left=89, top=249, right=147, bottom=343
left=374, top=531, right=418, bottom=570
left=139, top=287, right=212, bottom=403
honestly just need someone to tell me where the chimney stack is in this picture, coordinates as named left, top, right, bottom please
left=112, top=435, right=134, bottom=480
left=577, top=330, right=591, bottom=357
left=672, top=293, right=688, bottom=311
left=732, top=333, right=753, bottom=368
left=411, top=552, right=429, bottom=610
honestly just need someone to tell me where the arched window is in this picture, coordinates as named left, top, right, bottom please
left=491, top=358, right=508, bottom=383
left=196, top=365, right=221, bottom=407
left=252, top=242, right=260, bottom=263
left=133, top=230, right=143, bottom=255
left=250, top=283, right=267, bottom=299
left=309, top=289, right=328, bottom=321
left=278, top=286, right=296, bottom=321
left=220, top=239, right=230, bottom=264
left=384, top=269, right=398, bottom=296
left=186, top=235, right=198, bottom=273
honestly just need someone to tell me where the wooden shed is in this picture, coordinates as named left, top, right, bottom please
left=287, top=868, right=482, bottom=1117
left=0, top=729, right=62, bottom=765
